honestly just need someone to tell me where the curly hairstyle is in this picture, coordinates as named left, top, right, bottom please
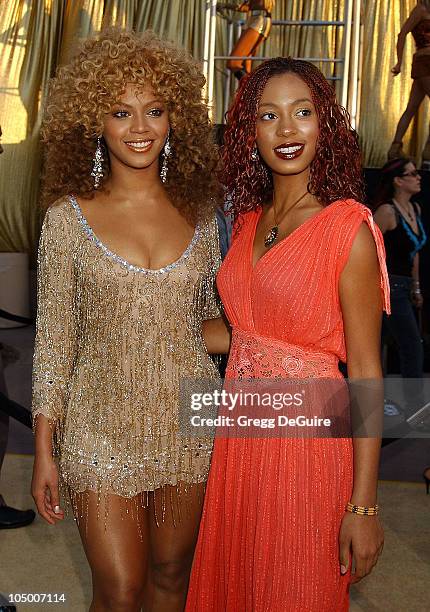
left=40, top=28, right=221, bottom=221
left=372, top=157, right=415, bottom=210
left=222, top=57, right=365, bottom=218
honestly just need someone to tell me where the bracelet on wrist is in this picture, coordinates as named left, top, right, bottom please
left=346, top=502, right=379, bottom=516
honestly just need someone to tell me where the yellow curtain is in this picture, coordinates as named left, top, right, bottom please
left=0, top=0, right=428, bottom=260
left=214, top=0, right=345, bottom=123
left=0, top=0, right=65, bottom=258
left=59, top=0, right=205, bottom=64
left=0, top=0, right=206, bottom=262
left=361, top=0, right=429, bottom=167
left=215, top=0, right=429, bottom=167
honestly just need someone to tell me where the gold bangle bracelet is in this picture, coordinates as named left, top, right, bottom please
left=346, top=502, right=379, bottom=516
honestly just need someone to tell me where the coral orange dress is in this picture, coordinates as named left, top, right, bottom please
left=186, top=199, right=390, bottom=612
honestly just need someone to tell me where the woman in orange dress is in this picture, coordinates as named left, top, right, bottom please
left=186, top=57, right=389, bottom=611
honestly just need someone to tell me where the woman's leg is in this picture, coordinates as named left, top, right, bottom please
left=414, top=76, right=430, bottom=161
left=74, top=490, right=149, bottom=612
left=227, top=28, right=263, bottom=78
left=146, top=482, right=205, bottom=612
left=392, top=79, right=425, bottom=144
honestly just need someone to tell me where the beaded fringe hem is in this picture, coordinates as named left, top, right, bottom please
left=64, top=476, right=208, bottom=537
left=32, top=414, right=209, bottom=535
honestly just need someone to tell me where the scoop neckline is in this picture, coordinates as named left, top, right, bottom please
left=68, top=194, right=201, bottom=275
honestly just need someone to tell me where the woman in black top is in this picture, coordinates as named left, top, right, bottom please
left=374, top=158, right=427, bottom=425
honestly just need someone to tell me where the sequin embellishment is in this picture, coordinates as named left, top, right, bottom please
left=69, top=194, right=201, bottom=275
left=31, top=196, right=222, bottom=524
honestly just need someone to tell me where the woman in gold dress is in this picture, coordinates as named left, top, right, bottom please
left=31, top=28, right=222, bottom=612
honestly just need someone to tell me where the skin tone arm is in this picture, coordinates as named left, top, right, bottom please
left=411, top=252, right=423, bottom=308
left=203, top=316, right=231, bottom=354
left=32, top=416, right=65, bottom=524
left=338, top=223, right=385, bottom=583
left=411, top=202, right=423, bottom=307
left=373, top=204, right=396, bottom=233
left=412, top=251, right=420, bottom=284
left=392, top=4, right=426, bottom=74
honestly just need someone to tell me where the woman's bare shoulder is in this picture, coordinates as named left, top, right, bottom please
left=412, top=3, right=428, bottom=18
left=373, top=203, right=396, bottom=231
left=400, top=4, right=429, bottom=35
left=374, top=203, right=395, bottom=215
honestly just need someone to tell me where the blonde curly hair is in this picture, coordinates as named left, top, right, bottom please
left=40, top=28, right=221, bottom=221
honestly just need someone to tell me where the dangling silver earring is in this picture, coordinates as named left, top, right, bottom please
left=251, top=146, right=259, bottom=161
left=91, top=136, right=104, bottom=189
left=160, top=132, right=171, bottom=183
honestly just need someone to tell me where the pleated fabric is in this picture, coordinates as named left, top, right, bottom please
left=186, top=199, right=390, bottom=612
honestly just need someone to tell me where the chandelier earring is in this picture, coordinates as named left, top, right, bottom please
left=91, top=136, right=104, bottom=189
left=160, top=131, right=172, bottom=183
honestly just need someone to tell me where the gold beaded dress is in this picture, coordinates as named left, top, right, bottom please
left=32, top=195, right=221, bottom=510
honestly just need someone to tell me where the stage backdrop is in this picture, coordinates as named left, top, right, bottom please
left=0, top=0, right=427, bottom=259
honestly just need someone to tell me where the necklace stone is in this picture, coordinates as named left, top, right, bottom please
left=264, top=225, right=279, bottom=248
left=393, top=198, right=414, bottom=222
left=263, top=190, right=308, bottom=249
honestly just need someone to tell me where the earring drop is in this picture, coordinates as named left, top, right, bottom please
left=160, top=133, right=171, bottom=183
left=251, top=146, right=259, bottom=161
left=91, top=136, right=104, bottom=189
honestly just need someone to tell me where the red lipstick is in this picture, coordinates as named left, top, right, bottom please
left=274, top=142, right=305, bottom=160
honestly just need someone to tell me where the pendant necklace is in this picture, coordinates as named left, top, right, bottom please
left=264, top=191, right=309, bottom=248
left=392, top=198, right=415, bottom=224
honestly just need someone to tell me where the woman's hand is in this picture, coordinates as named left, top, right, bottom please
left=339, top=512, right=384, bottom=583
left=391, top=62, right=401, bottom=75
left=412, top=292, right=423, bottom=308
left=411, top=291, right=424, bottom=309
left=31, top=453, right=64, bottom=525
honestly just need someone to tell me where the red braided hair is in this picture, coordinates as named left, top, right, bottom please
left=221, top=57, right=365, bottom=218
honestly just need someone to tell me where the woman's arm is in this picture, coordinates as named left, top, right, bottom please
left=31, top=204, right=78, bottom=524
left=203, top=316, right=231, bottom=354
left=32, top=415, right=64, bottom=524
left=412, top=251, right=420, bottom=284
left=338, top=223, right=385, bottom=582
left=201, top=213, right=231, bottom=354
left=411, top=252, right=423, bottom=308
left=393, top=4, right=426, bottom=73
left=410, top=202, right=422, bottom=307
left=373, top=204, right=396, bottom=234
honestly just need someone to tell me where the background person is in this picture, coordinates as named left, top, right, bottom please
left=388, top=1, right=430, bottom=165
left=373, top=157, right=429, bottom=429
left=219, top=1, right=275, bottom=80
